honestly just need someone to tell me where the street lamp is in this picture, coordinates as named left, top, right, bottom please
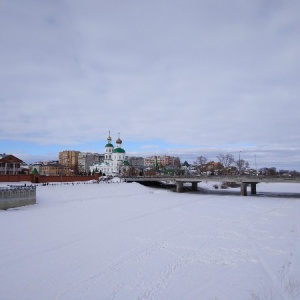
left=255, top=154, right=258, bottom=175
left=239, top=151, right=241, bottom=175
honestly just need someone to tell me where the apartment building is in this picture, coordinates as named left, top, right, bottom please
left=59, top=150, right=80, bottom=174
left=127, top=156, right=144, bottom=168
left=144, top=155, right=181, bottom=168
left=78, top=152, right=104, bottom=174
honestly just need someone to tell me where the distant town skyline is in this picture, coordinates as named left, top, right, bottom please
left=1, top=1, right=299, bottom=171
left=2, top=135, right=300, bottom=172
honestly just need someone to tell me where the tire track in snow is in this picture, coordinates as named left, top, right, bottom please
left=57, top=213, right=190, bottom=299
left=244, top=223, right=288, bottom=299
left=58, top=239, right=171, bottom=298
left=136, top=257, right=184, bottom=300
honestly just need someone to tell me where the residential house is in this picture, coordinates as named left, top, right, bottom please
left=0, top=154, right=23, bottom=175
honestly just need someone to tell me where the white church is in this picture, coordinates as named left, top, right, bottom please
left=90, top=132, right=127, bottom=176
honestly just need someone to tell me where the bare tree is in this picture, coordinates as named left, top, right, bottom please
left=194, top=156, right=207, bottom=174
left=235, top=159, right=249, bottom=175
left=259, top=167, right=277, bottom=176
left=216, top=154, right=235, bottom=172
left=290, top=170, right=300, bottom=176
left=268, top=167, right=277, bottom=176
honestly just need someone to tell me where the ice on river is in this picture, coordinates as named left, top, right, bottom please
left=1, top=180, right=300, bottom=299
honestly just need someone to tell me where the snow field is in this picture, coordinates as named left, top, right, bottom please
left=0, top=181, right=300, bottom=299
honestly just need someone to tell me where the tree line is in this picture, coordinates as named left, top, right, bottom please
left=194, top=154, right=300, bottom=176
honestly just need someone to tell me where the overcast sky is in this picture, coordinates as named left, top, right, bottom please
left=1, top=0, right=299, bottom=170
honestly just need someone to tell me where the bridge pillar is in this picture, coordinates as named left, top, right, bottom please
left=251, top=183, right=257, bottom=195
left=192, top=182, right=198, bottom=191
left=176, top=182, right=184, bottom=193
left=241, top=183, right=248, bottom=196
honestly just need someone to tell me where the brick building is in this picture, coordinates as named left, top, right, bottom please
left=39, top=163, right=73, bottom=176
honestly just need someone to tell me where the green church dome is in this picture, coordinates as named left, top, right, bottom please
left=105, top=143, right=114, bottom=148
left=113, top=148, right=125, bottom=153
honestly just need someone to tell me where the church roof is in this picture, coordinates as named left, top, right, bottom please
left=183, top=161, right=190, bottom=167
left=123, top=160, right=130, bottom=166
left=105, top=143, right=114, bottom=148
left=113, top=148, right=125, bottom=153
left=31, top=168, right=39, bottom=175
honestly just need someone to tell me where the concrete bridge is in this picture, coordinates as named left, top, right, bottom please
left=124, top=175, right=300, bottom=196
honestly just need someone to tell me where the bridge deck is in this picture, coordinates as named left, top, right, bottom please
left=124, top=176, right=300, bottom=195
left=124, top=176, right=300, bottom=184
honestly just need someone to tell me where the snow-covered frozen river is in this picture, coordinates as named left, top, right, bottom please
left=1, top=180, right=300, bottom=299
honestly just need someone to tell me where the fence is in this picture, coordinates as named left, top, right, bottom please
left=0, top=174, right=100, bottom=183
left=0, top=185, right=36, bottom=210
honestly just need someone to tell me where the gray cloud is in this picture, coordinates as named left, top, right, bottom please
left=1, top=0, right=299, bottom=169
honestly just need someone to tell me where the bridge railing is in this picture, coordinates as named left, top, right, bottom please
left=123, top=175, right=300, bottom=183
